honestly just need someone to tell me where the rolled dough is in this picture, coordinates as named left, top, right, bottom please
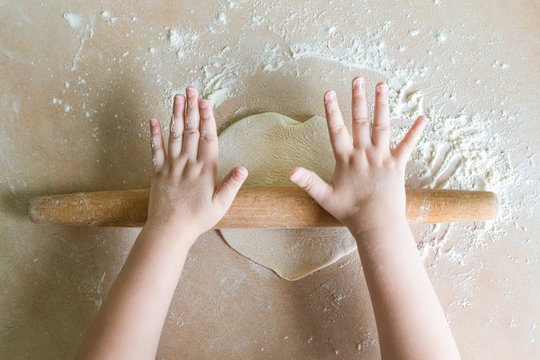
left=218, top=112, right=356, bottom=281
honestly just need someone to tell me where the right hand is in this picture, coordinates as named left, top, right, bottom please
left=145, top=87, right=248, bottom=242
left=289, top=77, right=427, bottom=235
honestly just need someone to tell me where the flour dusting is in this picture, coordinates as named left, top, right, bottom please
left=63, top=13, right=81, bottom=28
left=167, top=28, right=199, bottom=60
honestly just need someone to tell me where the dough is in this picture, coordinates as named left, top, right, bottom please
left=218, top=112, right=356, bottom=281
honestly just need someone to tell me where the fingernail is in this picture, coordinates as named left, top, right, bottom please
left=186, top=87, right=196, bottom=96
left=376, top=83, right=388, bottom=95
left=324, top=91, right=336, bottom=103
left=150, top=118, right=157, bottom=126
left=290, top=168, right=303, bottom=183
left=174, top=95, right=184, bottom=104
left=352, top=77, right=364, bottom=90
left=200, top=100, right=209, bottom=109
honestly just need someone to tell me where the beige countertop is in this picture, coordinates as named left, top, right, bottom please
left=1, top=1, right=539, bottom=358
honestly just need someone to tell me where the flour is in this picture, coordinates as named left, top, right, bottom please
left=63, top=13, right=81, bottom=28
left=435, top=30, right=448, bottom=43
left=166, top=28, right=199, bottom=60
left=216, top=12, right=227, bottom=25
left=492, top=60, right=510, bottom=69
left=62, top=12, right=94, bottom=71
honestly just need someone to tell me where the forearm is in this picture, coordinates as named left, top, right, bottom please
left=77, top=226, right=194, bottom=360
left=351, top=220, right=460, bottom=360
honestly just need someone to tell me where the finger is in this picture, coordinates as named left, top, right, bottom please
left=182, top=86, right=200, bottom=160
left=324, top=90, right=353, bottom=160
left=150, top=118, right=166, bottom=170
left=168, top=94, right=185, bottom=158
left=393, top=116, right=427, bottom=164
left=197, top=100, right=219, bottom=169
left=351, top=77, right=371, bottom=148
left=290, top=167, right=332, bottom=207
left=372, top=82, right=390, bottom=148
left=213, top=167, right=248, bottom=210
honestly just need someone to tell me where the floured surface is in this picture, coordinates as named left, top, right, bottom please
left=1, top=1, right=539, bottom=359
left=218, top=113, right=356, bottom=280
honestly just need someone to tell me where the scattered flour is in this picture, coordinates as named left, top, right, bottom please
left=492, top=60, right=510, bottom=69
left=63, top=13, right=81, bottom=28
left=436, top=30, right=448, bottom=43
left=83, top=271, right=107, bottom=309
left=166, top=28, right=199, bottom=60
left=62, top=12, right=94, bottom=71
left=216, top=12, right=227, bottom=25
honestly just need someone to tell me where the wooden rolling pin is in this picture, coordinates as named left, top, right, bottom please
left=28, top=186, right=498, bottom=228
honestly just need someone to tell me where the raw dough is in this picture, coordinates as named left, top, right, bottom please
left=218, top=113, right=356, bottom=281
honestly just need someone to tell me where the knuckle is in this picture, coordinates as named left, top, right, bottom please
left=373, top=123, right=389, bottom=132
left=225, top=174, right=239, bottom=188
left=329, top=123, right=347, bottom=135
left=200, top=114, right=211, bottom=123
left=186, top=99, right=196, bottom=109
left=169, top=130, right=182, bottom=141
left=352, top=116, right=369, bottom=126
left=200, top=131, right=217, bottom=142
left=302, top=173, right=314, bottom=191
left=183, top=127, right=199, bottom=136
left=328, top=105, right=341, bottom=117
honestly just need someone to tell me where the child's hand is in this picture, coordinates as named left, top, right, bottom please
left=145, top=87, right=248, bottom=242
left=290, top=77, right=427, bottom=235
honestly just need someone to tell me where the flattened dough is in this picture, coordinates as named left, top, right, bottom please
left=218, top=113, right=356, bottom=281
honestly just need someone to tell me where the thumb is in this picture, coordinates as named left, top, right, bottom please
left=213, top=166, right=248, bottom=210
left=290, top=167, right=331, bottom=206
left=394, top=115, right=427, bottom=164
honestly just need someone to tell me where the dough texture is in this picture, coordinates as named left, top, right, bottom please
left=218, top=112, right=356, bottom=281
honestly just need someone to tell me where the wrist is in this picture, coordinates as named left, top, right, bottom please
left=140, top=222, right=199, bottom=253
left=348, top=219, right=416, bottom=259
left=345, top=213, right=409, bottom=239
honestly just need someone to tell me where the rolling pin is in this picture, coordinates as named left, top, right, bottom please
left=28, top=186, right=498, bottom=228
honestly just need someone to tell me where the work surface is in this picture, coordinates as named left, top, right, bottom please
left=1, top=1, right=539, bottom=358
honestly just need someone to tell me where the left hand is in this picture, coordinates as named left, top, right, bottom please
left=145, top=86, right=248, bottom=243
